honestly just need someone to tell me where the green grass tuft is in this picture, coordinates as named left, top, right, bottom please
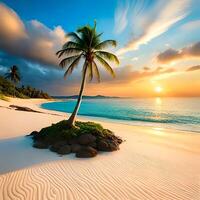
left=32, top=120, right=120, bottom=146
left=0, top=93, right=9, bottom=101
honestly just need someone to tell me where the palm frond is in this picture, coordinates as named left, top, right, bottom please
left=92, top=61, right=100, bottom=82
left=4, top=73, right=10, bottom=79
left=95, top=40, right=117, bottom=50
left=4, top=65, right=21, bottom=83
left=67, top=32, right=83, bottom=44
left=95, top=55, right=115, bottom=78
left=59, top=55, right=82, bottom=68
left=77, top=26, right=93, bottom=48
left=64, top=55, right=82, bottom=78
left=62, top=41, right=81, bottom=49
left=57, top=22, right=118, bottom=82
left=15, top=73, right=21, bottom=82
left=56, top=48, right=84, bottom=58
left=95, top=51, right=119, bottom=64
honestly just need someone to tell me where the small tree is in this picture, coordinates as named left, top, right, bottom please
left=57, top=22, right=119, bottom=127
left=5, top=65, right=21, bottom=97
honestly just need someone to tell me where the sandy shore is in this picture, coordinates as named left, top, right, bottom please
left=0, top=98, right=200, bottom=200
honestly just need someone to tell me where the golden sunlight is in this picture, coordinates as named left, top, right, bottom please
left=155, top=97, right=162, bottom=105
left=155, top=86, right=163, bottom=93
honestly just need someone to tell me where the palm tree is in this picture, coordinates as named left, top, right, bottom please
left=56, top=22, right=119, bottom=127
left=5, top=65, right=21, bottom=97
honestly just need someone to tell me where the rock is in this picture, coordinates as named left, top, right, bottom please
left=97, top=140, right=109, bottom=151
left=76, top=147, right=97, bottom=158
left=57, top=145, right=71, bottom=155
left=32, top=133, right=43, bottom=141
left=9, top=105, right=40, bottom=113
left=28, top=131, right=38, bottom=136
left=109, top=141, right=119, bottom=151
left=117, top=138, right=123, bottom=144
left=71, top=144, right=82, bottom=153
left=68, top=138, right=78, bottom=145
left=33, top=141, right=48, bottom=149
left=49, top=141, right=67, bottom=152
left=90, top=142, right=97, bottom=148
left=78, top=134, right=96, bottom=145
left=97, top=139, right=119, bottom=152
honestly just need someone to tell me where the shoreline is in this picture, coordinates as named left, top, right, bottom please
left=40, top=99, right=200, bottom=135
left=1, top=96, right=199, bottom=140
left=1, top=97, right=200, bottom=200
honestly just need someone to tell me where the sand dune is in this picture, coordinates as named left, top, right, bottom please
left=0, top=98, right=200, bottom=200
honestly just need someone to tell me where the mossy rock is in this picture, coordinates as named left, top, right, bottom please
left=71, top=144, right=82, bottom=153
left=33, top=141, right=48, bottom=149
left=76, top=147, right=97, bottom=158
left=30, top=120, right=123, bottom=158
left=57, top=145, right=71, bottom=155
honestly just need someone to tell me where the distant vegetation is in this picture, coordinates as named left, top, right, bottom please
left=53, top=95, right=120, bottom=99
left=0, top=65, right=51, bottom=99
left=5, top=65, right=21, bottom=85
left=0, top=93, right=9, bottom=101
left=0, top=75, right=51, bottom=99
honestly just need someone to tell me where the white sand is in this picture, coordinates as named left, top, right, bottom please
left=0, top=98, right=200, bottom=200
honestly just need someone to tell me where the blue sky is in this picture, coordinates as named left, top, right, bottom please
left=0, top=0, right=200, bottom=96
left=3, top=0, right=117, bottom=34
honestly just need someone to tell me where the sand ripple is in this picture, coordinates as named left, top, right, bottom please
left=0, top=103, right=200, bottom=200
left=1, top=143, right=200, bottom=200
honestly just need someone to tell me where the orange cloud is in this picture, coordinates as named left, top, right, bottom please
left=99, top=65, right=176, bottom=84
left=0, top=3, right=27, bottom=40
left=99, top=63, right=199, bottom=85
left=157, top=41, right=200, bottom=64
left=0, top=3, right=67, bottom=67
left=186, top=65, right=200, bottom=72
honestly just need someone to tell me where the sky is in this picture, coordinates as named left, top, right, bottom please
left=0, top=0, right=200, bottom=97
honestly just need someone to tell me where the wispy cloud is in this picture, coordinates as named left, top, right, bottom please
left=99, top=65, right=177, bottom=84
left=186, top=65, right=200, bottom=72
left=114, top=2, right=129, bottom=34
left=157, top=41, right=200, bottom=64
left=117, top=0, right=191, bottom=55
left=113, top=64, right=200, bottom=84
left=105, top=61, right=200, bottom=84
left=0, top=3, right=67, bottom=67
left=181, top=19, right=200, bottom=31
left=131, top=57, right=138, bottom=61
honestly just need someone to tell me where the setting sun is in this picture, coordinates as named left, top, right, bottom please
left=155, top=86, right=163, bottom=93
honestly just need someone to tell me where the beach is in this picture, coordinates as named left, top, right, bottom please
left=0, top=98, right=200, bottom=200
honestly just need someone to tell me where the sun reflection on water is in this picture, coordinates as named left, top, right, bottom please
left=152, top=127, right=166, bottom=136
left=154, top=97, right=163, bottom=124
left=155, top=97, right=162, bottom=105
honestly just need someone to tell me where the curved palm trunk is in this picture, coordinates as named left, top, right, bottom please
left=67, top=64, right=88, bottom=127
left=13, top=82, right=16, bottom=97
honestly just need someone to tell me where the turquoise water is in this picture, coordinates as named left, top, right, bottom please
left=41, top=98, right=200, bottom=133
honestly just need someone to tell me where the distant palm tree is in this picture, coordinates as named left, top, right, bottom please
left=5, top=65, right=21, bottom=97
left=56, top=22, right=119, bottom=127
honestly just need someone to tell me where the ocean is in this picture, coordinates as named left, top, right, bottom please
left=41, top=97, right=200, bottom=133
